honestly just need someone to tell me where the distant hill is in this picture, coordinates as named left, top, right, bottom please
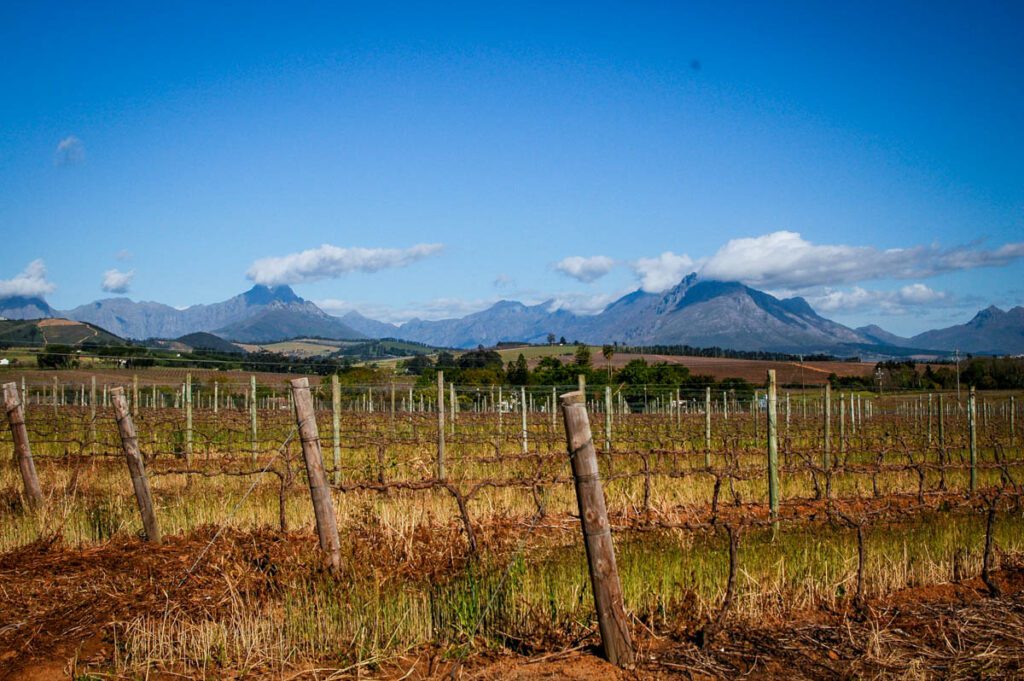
left=909, top=306, right=1024, bottom=354
left=338, top=311, right=401, bottom=338
left=175, top=332, right=244, bottom=354
left=0, top=318, right=125, bottom=347
left=856, top=324, right=912, bottom=347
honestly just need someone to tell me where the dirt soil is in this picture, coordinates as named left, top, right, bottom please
left=2, top=523, right=1023, bottom=680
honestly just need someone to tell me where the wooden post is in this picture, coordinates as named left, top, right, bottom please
left=89, top=375, right=97, bottom=454
left=437, top=371, right=446, bottom=479
left=332, top=374, right=341, bottom=484
left=823, top=384, right=831, bottom=473
left=111, top=387, right=161, bottom=543
left=839, top=393, right=846, bottom=454
left=3, top=382, right=44, bottom=509
left=704, top=386, right=712, bottom=467
left=559, top=390, right=634, bottom=668
left=213, top=381, right=219, bottom=414
left=185, top=373, right=193, bottom=467
left=289, top=378, right=342, bottom=571
left=604, top=385, right=612, bottom=451
left=969, top=386, right=977, bottom=495
left=520, top=385, right=529, bottom=454
left=767, top=370, right=779, bottom=521
left=132, top=374, right=139, bottom=417
left=246, top=376, right=257, bottom=460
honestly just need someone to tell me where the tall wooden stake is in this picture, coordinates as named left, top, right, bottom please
left=332, top=374, right=341, bottom=484
left=3, top=382, right=44, bottom=509
left=437, top=371, right=446, bottom=479
left=767, top=370, right=779, bottom=521
left=704, top=386, right=712, bottom=467
left=289, top=378, right=342, bottom=571
left=969, top=386, right=977, bottom=494
left=559, top=390, right=634, bottom=668
left=111, top=387, right=161, bottom=543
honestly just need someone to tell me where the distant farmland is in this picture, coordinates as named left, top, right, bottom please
left=496, top=345, right=874, bottom=385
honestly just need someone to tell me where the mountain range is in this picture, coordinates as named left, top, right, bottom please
left=1, top=275, right=1021, bottom=356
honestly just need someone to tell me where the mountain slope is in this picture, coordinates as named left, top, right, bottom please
left=387, top=275, right=876, bottom=353
left=393, top=300, right=581, bottom=348
left=215, top=304, right=365, bottom=343
left=338, top=311, right=401, bottom=338
left=62, top=285, right=363, bottom=341
left=0, top=295, right=55, bottom=320
left=909, top=306, right=1024, bottom=354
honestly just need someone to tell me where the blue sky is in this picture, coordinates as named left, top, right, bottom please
left=1, top=1, right=1022, bottom=335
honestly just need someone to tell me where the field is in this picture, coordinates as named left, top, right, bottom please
left=2, top=371, right=1023, bottom=679
left=496, top=345, right=876, bottom=385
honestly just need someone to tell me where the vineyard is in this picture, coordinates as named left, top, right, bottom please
left=2, top=372, right=1024, bottom=679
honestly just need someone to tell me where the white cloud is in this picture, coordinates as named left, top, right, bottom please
left=55, top=135, right=85, bottom=165
left=700, top=231, right=1024, bottom=289
left=101, top=268, right=134, bottom=294
left=545, top=291, right=623, bottom=315
left=247, top=243, right=443, bottom=286
left=0, top=260, right=56, bottom=298
left=631, top=251, right=696, bottom=292
left=554, top=255, right=615, bottom=283
left=317, top=296, right=494, bottom=324
left=808, top=283, right=950, bottom=314
left=115, top=249, right=133, bottom=261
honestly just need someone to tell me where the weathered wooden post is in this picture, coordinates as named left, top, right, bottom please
left=185, top=373, right=193, bottom=467
left=437, top=371, right=446, bottom=479
left=969, top=386, right=977, bottom=495
left=839, top=393, right=846, bottom=455
left=89, top=375, right=97, bottom=454
left=823, top=384, right=832, bottom=476
left=289, top=378, right=342, bottom=571
left=559, top=390, right=634, bottom=668
left=331, top=374, right=341, bottom=484
left=132, top=374, right=139, bottom=417
left=213, top=380, right=218, bottom=414
left=704, top=386, right=712, bottom=467
left=520, top=385, right=529, bottom=454
left=3, top=382, right=44, bottom=509
left=767, top=370, right=779, bottom=521
left=247, top=376, right=257, bottom=460
left=604, top=385, right=613, bottom=451
left=110, top=387, right=161, bottom=543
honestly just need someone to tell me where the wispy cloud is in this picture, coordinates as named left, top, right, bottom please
left=700, top=231, right=1024, bottom=289
left=0, top=259, right=56, bottom=298
left=101, top=268, right=134, bottom=294
left=554, top=255, right=615, bottom=283
left=247, top=243, right=444, bottom=286
left=55, top=135, right=85, bottom=166
left=631, top=251, right=696, bottom=292
left=806, top=283, right=952, bottom=314
left=493, top=273, right=515, bottom=289
left=115, top=249, right=133, bottom=261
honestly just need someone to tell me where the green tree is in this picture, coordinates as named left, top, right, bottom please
left=574, top=344, right=591, bottom=368
left=507, top=353, right=530, bottom=385
left=602, top=344, right=615, bottom=379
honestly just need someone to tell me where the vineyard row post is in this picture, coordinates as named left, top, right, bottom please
left=559, top=389, right=634, bottom=668
left=2, top=381, right=44, bottom=509
left=290, top=377, right=343, bottom=572
left=437, top=370, right=446, bottom=479
left=767, top=370, right=779, bottom=521
left=111, top=387, right=161, bottom=543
